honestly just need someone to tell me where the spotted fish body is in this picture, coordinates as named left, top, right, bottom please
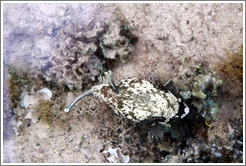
left=92, top=78, right=179, bottom=123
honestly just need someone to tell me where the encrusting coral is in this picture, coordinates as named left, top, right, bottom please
left=179, top=65, right=222, bottom=122
left=32, top=20, right=137, bottom=90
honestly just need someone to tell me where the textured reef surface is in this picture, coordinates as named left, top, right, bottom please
left=2, top=3, right=243, bottom=163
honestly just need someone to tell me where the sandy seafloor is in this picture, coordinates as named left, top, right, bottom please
left=2, top=3, right=244, bottom=163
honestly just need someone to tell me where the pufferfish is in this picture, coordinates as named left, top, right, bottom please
left=64, top=77, right=189, bottom=141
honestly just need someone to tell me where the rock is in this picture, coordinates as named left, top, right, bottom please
left=103, top=147, right=130, bottom=163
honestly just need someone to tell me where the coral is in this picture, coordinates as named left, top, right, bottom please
left=32, top=20, right=137, bottom=90
left=38, top=23, right=102, bottom=90
left=100, top=20, right=138, bottom=62
left=179, top=65, right=222, bottom=122
left=163, top=138, right=243, bottom=163
left=163, top=117, right=243, bottom=163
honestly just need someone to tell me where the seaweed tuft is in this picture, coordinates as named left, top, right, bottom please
left=8, top=68, right=30, bottom=108
left=215, top=44, right=243, bottom=93
left=36, top=100, right=56, bottom=125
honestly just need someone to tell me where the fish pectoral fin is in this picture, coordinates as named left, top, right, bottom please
left=148, top=122, right=171, bottom=142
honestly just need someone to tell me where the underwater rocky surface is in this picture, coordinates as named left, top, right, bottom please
left=2, top=3, right=243, bottom=163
